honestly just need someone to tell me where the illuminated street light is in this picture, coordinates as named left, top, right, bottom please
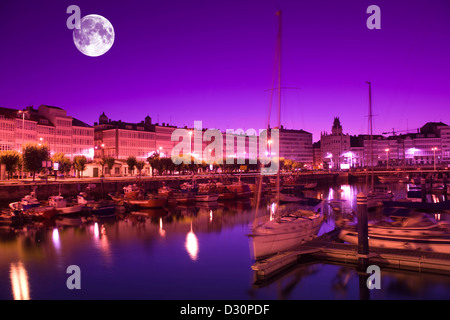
left=385, top=148, right=390, bottom=170
left=432, top=147, right=438, bottom=171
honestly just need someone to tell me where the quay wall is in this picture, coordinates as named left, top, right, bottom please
left=0, top=173, right=338, bottom=203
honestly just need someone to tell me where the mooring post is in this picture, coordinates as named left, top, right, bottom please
left=421, top=178, right=426, bottom=203
left=357, top=192, right=369, bottom=269
left=444, top=174, right=448, bottom=194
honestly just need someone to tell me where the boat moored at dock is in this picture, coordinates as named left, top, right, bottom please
left=339, top=211, right=450, bottom=254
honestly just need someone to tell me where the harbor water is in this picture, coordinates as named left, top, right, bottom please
left=1, top=182, right=450, bottom=300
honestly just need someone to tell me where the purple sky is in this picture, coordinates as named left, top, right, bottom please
left=1, top=0, right=449, bottom=142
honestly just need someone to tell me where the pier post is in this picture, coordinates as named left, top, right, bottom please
left=444, top=174, right=448, bottom=194
left=357, top=192, right=369, bottom=268
left=421, top=178, right=426, bottom=203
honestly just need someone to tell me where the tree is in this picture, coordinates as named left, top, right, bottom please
left=51, top=153, right=72, bottom=175
left=22, top=143, right=50, bottom=181
left=147, top=153, right=163, bottom=176
left=292, top=161, right=305, bottom=171
left=104, top=157, right=116, bottom=176
left=162, top=157, right=176, bottom=175
left=73, top=155, right=87, bottom=178
left=136, top=161, right=146, bottom=176
left=126, top=156, right=137, bottom=176
left=0, top=150, right=21, bottom=180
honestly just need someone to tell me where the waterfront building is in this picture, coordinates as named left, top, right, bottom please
left=363, top=122, right=448, bottom=168
left=278, top=126, right=313, bottom=168
left=312, top=141, right=322, bottom=169
left=94, top=113, right=156, bottom=161
left=438, top=124, right=450, bottom=164
left=219, top=126, right=313, bottom=168
left=320, top=117, right=351, bottom=170
left=154, top=122, right=178, bottom=158
left=0, top=105, right=94, bottom=159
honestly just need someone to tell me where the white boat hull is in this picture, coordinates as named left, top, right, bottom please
left=195, top=194, right=219, bottom=202
left=251, top=214, right=324, bottom=260
left=56, top=204, right=84, bottom=215
left=339, top=229, right=450, bottom=254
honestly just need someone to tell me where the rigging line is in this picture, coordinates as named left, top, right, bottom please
left=253, top=11, right=280, bottom=231
left=266, top=27, right=280, bottom=130
left=275, top=10, right=282, bottom=213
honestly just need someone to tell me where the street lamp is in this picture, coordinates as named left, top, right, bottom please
left=188, top=130, right=193, bottom=154
left=432, top=147, right=438, bottom=171
left=18, top=110, right=29, bottom=179
left=385, top=148, right=390, bottom=170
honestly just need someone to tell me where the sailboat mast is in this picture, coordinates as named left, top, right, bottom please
left=277, top=11, right=282, bottom=129
left=276, top=10, right=282, bottom=206
left=367, top=81, right=374, bottom=190
left=252, top=11, right=282, bottom=230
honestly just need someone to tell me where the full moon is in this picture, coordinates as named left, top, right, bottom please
left=73, top=14, right=114, bottom=57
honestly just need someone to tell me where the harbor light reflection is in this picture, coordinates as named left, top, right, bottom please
left=185, top=223, right=199, bottom=261
left=10, top=261, right=30, bottom=300
left=159, top=217, right=166, bottom=237
left=52, top=228, right=61, bottom=251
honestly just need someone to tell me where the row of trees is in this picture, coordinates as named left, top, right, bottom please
left=144, top=154, right=305, bottom=176
left=0, top=144, right=306, bottom=180
left=0, top=143, right=89, bottom=180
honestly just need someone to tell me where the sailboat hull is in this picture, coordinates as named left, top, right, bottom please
left=251, top=214, right=324, bottom=260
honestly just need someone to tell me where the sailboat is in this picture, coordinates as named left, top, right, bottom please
left=250, top=11, right=324, bottom=260
left=365, top=82, right=394, bottom=209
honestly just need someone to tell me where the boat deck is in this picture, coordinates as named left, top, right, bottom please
left=251, top=229, right=450, bottom=281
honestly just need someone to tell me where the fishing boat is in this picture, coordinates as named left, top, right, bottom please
left=158, top=185, right=174, bottom=198
left=378, top=175, right=408, bottom=183
left=172, top=191, right=196, bottom=204
left=9, top=191, right=40, bottom=211
left=367, top=185, right=394, bottom=209
left=126, top=195, right=167, bottom=208
left=0, top=209, right=23, bottom=227
left=9, top=192, right=57, bottom=220
left=193, top=183, right=219, bottom=202
left=249, top=11, right=324, bottom=260
left=194, top=193, right=219, bottom=202
left=226, top=182, right=252, bottom=199
left=87, top=201, right=116, bottom=218
left=339, top=211, right=450, bottom=253
left=77, top=192, right=96, bottom=205
left=76, top=192, right=116, bottom=217
left=48, top=195, right=84, bottom=215
left=24, top=205, right=57, bottom=220
left=215, top=183, right=238, bottom=201
left=123, top=184, right=141, bottom=199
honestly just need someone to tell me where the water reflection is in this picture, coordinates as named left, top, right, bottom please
left=91, top=222, right=112, bottom=266
left=10, top=261, right=30, bottom=300
left=185, top=223, right=199, bottom=261
left=159, top=218, right=166, bottom=237
left=1, top=182, right=449, bottom=299
left=52, top=228, right=61, bottom=251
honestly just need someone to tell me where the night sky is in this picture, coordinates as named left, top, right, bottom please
left=1, top=0, right=449, bottom=142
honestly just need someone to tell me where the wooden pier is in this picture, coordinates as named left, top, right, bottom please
left=251, top=229, right=450, bottom=281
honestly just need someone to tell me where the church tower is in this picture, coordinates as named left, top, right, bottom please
left=99, top=112, right=108, bottom=125
left=332, top=117, right=343, bottom=135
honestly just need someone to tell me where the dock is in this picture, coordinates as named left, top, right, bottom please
left=251, top=229, right=450, bottom=282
